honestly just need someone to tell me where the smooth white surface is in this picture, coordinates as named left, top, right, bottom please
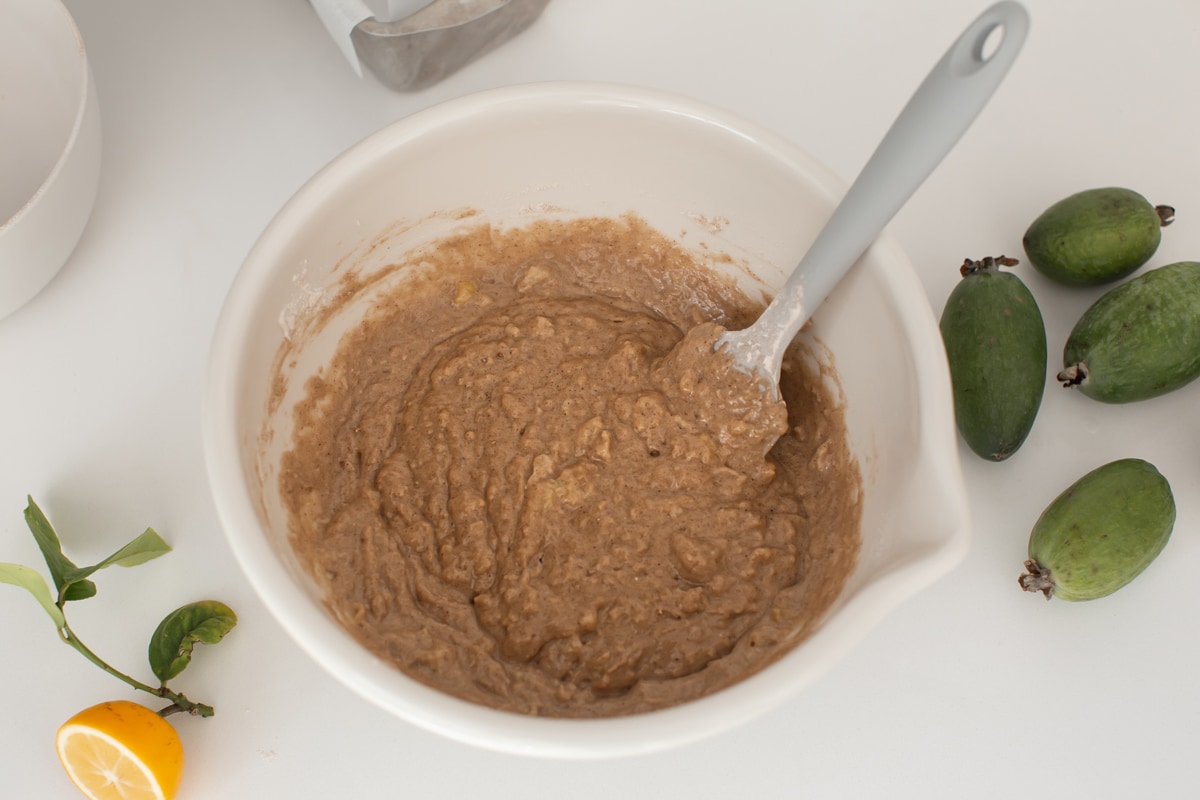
left=1, top=0, right=1198, bottom=796
left=204, top=81, right=968, bottom=758
left=307, top=0, right=369, bottom=73
left=0, top=0, right=101, bottom=320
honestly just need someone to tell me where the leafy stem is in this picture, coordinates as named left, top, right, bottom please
left=56, top=616, right=215, bottom=717
left=0, top=496, right=235, bottom=719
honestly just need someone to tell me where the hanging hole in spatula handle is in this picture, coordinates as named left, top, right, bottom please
left=952, top=1, right=1028, bottom=76
left=975, top=21, right=1008, bottom=63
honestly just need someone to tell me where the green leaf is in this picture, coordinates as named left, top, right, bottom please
left=148, top=601, right=238, bottom=683
left=61, top=528, right=172, bottom=584
left=0, top=563, right=66, bottom=628
left=61, top=579, right=98, bottom=602
left=23, top=496, right=95, bottom=600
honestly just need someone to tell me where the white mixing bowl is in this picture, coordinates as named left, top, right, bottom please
left=204, top=81, right=970, bottom=758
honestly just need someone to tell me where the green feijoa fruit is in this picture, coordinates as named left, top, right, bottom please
left=1023, top=187, right=1174, bottom=287
left=1019, top=458, right=1175, bottom=601
left=939, top=256, right=1047, bottom=461
left=1059, top=261, right=1200, bottom=403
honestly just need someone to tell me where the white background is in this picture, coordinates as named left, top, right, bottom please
left=3, top=1, right=1199, bottom=797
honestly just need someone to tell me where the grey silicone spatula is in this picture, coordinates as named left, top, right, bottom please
left=717, top=1, right=1028, bottom=395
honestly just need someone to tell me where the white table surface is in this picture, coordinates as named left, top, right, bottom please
left=4, top=0, right=1199, bottom=796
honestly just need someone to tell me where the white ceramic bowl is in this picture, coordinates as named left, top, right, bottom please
left=204, top=82, right=970, bottom=759
left=0, top=0, right=101, bottom=321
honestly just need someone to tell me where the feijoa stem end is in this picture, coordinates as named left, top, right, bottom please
left=1057, top=362, right=1087, bottom=388
left=1157, top=204, right=1176, bottom=227
left=1019, top=559, right=1055, bottom=600
left=959, top=255, right=1019, bottom=277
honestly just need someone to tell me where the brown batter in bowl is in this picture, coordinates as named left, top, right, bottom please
left=278, top=214, right=861, bottom=717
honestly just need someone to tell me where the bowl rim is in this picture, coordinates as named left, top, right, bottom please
left=0, top=0, right=92, bottom=234
left=203, top=80, right=970, bottom=759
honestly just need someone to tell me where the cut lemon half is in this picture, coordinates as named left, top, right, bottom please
left=55, top=700, right=184, bottom=800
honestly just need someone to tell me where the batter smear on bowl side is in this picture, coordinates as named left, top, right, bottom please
left=279, top=215, right=861, bottom=717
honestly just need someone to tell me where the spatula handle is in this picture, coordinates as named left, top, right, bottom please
left=735, top=1, right=1029, bottom=383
